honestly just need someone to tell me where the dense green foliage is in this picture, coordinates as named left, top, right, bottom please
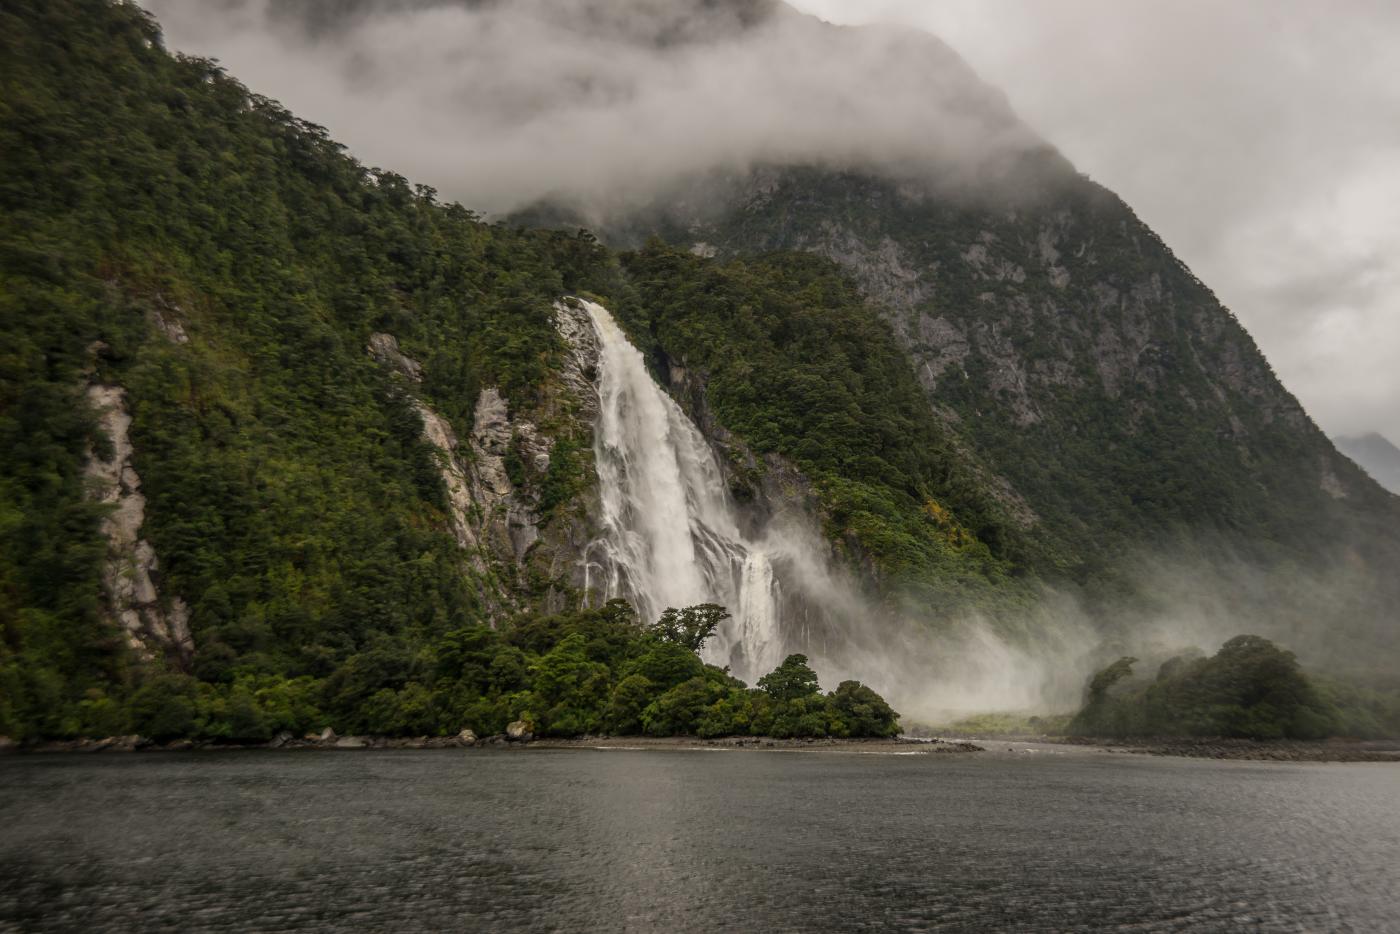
left=1069, top=636, right=1400, bottom=740
left=0, top=0, right=618, bottom=739
left=11, top=597, right=901, bottom=742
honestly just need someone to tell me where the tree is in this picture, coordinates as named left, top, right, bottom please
left=605, top=674, right=657, bottom=734
left=650, top=603, right=730, bottom=653
left=628, top=640, right=705, bottom=691
left=827, top=680, right=900, bottom=737
left=641, top=677, right=724, bottom=735
left=758, top=654, right=821, bottom=702
left=530, top=634, right=611, bottom=736
left=1086, top=656, right=1138, bottom=702
left=128, top=673, right=199, bottom=741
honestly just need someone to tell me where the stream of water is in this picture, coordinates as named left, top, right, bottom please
left=579, top=299, right=785, bottom=681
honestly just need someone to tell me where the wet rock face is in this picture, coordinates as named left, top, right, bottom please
left=469, top=387, right=543, bottom=565
left=366, top=329, right=596, bottom=609
left=554, top=298, right=602, bottom=421
left=149, top=299, right=189, bottom=345
left=413, top=400, right=484, bottom=562
left=84, top=385, right=193, bottom=665
left=366, top=331, right=423, bottom=382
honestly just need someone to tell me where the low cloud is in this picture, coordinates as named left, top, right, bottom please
left=144, top=0, right=1042, bottom=218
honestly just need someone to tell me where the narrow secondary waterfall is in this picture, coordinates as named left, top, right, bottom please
left=577, top=299, right=785, bottom=682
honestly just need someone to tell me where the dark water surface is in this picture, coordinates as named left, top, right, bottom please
left=2, top=747, right=1398, bottom=932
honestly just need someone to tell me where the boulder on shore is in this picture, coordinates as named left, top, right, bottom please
left=318, top=727, right=337, bottom=743
left=335, top=735, right=366, bottom=749
left=457, top=729, right=478, bottom=746
left=505, top=721, right=533, bottom=742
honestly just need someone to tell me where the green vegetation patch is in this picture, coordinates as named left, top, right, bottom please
left=1070, top=635, right=1400, bottom=740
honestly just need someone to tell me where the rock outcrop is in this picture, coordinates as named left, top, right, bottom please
left=84, top=384, right=194, bottom=665
left=367, top=326, right=602, bottom=611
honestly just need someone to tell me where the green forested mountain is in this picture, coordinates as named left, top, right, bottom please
left=0, top=0, right=967, bottom=740
left=1, top=0, right=1395, bottom=743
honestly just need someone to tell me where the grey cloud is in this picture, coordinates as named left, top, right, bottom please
left=144, top=0, right=1041, bottom=219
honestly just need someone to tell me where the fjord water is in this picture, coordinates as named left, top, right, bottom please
left=3, top=750, right=1398, bottom=932
left=580, top=299, right=785, bottom=681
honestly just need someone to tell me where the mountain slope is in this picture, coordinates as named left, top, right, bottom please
left=1334, top=433, right=1400, bottom=495
left=0, top=0, right=629, bottom=737
left=563, top=164, right=1400, bottom=579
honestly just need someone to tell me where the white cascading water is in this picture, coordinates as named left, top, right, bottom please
left=566, top=298, right=1098, bottom=717
left=577, top=299, right=785, bottom=682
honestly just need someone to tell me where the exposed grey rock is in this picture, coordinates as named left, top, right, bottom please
left=468, top=388, right=544, bottom=564
left=367, top=323, right=598, bottom=610
left=150, top=299, right=189, bottom=344
left=0, top=736, right=16, bottom=755
left=554, top=298, right=603, bottom=421
left=1319, top=461, right=1346, bottom=499
left=269, top=731, right=293, bottom=749
left=811, top=224, right=930, bottom=314
left=505, top=720, right=533, bottom=742
left=366, top=331, right=424, bottom=382
left=457, top=729, right=478, bottom=746
left=335, top=736, right=367, bottom=749
left=83, top=384, right=194, bottom=664
left=911, top=315, right=971, bottom=393
left=101, top=735, right=144, bottom=753
left=318, top=727, right=337, bottom=742
left=413, top=399, right=485, bottom=566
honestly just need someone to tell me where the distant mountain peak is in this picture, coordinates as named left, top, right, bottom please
left=1333, top=433, right=1400, bottom=494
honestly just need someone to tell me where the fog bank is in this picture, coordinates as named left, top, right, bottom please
left=144, top=0, right=1043, bottom=216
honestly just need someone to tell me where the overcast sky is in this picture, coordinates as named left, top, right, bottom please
left=792, top=0, right=1400, bottom=443
left=146, top=0, right=1399, bottom=442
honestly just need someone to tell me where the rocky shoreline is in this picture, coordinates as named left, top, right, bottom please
left=13, top=730, right=1396, bottom=761
left=0, top=729, right=984, bottom=756
left=529, top=735, right=985, bottom=754
left=1053, top=736, right=1400, bottom=763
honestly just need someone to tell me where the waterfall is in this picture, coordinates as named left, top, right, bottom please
left=575, top=299, right=784, bottom=683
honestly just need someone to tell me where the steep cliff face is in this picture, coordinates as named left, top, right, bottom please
left=368, top=325, right=601, bottom=612
left=83, top=383, right=193, bottom=665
